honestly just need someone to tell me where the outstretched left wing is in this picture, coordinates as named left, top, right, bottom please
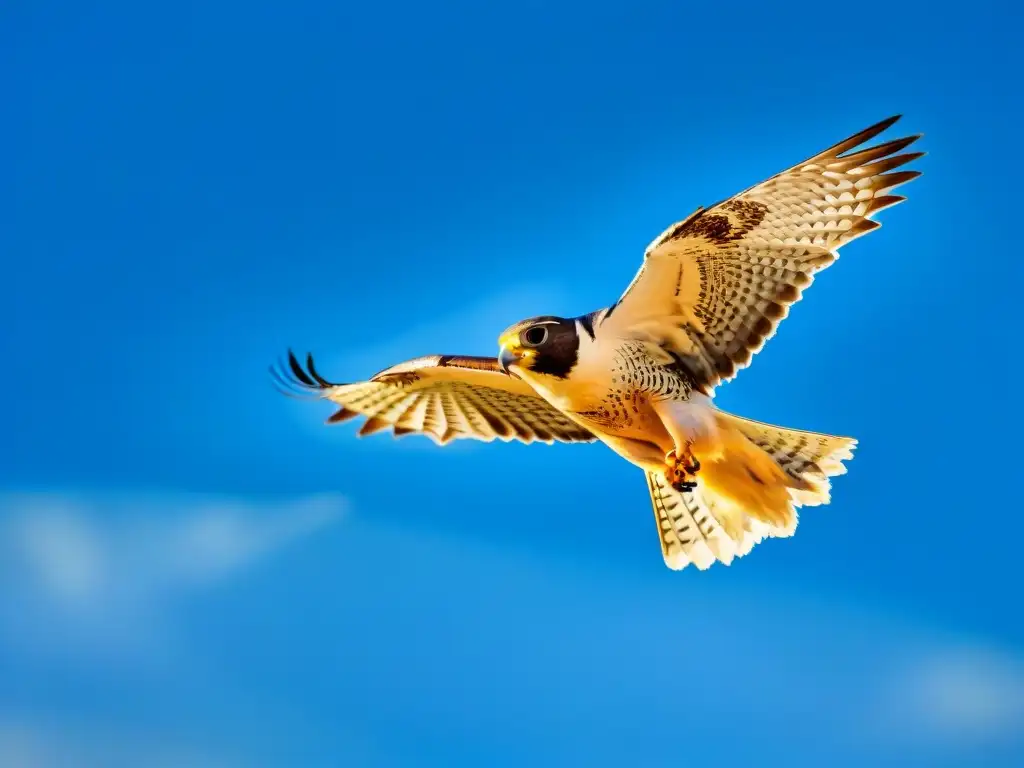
left=602, top=115, right=923, bottom=393
left=273, top=351, right=596, bottom=445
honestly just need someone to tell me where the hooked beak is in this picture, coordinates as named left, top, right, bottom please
left=498, top=344, right=520, bottom=375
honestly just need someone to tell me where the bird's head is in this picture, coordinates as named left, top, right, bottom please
left=497, top=315, right=579, bottom=380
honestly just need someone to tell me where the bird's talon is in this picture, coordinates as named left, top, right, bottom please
left=664, top=444, right=700, bottom=493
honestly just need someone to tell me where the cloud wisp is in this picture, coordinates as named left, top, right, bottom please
left=0, top=489, right=1020, bottom=766
left=872, top=645, right=1024, bottom=749
left=0, top=714, right=243, bottom=768
left=0, top=491, right=344, bottom=659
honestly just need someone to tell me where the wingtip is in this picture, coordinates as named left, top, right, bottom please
left=824, top=114, right=917, bottom=163
left=269, top=358, right=313, bottom=398
left=866, top=114, right=902, bottom=137
left=305, top=352, right=335, bottom=388
left=270, top=349, right=337, bottom=397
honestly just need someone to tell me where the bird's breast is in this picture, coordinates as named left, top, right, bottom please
left=568, top=388, right=667, bottom=440
left=525, top=337, right=684, bottom=441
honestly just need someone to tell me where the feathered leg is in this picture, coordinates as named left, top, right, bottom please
left=651, top=395, right=722, bottom=493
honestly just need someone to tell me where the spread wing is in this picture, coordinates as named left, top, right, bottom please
left=601, top=115, right=923, bottom=392
left=273, top=350, right=596, bottom=445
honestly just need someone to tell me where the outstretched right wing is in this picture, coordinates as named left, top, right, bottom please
left=273, top=351, right=596, bottom=445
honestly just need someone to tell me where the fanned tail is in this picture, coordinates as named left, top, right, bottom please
left=647, top=412, right=855, bottom=571
left=647, top=471, right=775, bottom=571
left=713, top=410, right=856, bottom=509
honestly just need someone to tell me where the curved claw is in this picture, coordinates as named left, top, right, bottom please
left=665, top=445, right=701, bottom=494
left=670, top=480, right=697, bottom=493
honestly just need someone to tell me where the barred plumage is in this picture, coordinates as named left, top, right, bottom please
left=274, top=351, right=595, bottom=445
left=603, top=115, right=922, bottom=392
left=277, top=115, right=921, bottom=571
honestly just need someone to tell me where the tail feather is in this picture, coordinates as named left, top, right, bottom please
left=646, top=412, right=856, bottom=571
left=647, top=471, right=734, bottom=570
left=647, top=471, right=784, bottom=571
left=713, top=410, right=857, bottom=507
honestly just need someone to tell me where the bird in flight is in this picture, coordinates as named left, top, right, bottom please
left=274, top=115, right=922, bottom=571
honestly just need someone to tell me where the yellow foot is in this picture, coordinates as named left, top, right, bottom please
left=665, top=445, right=701, bottom=493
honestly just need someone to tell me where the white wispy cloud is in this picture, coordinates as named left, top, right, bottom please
left=0, top=491, right=345, bottom=659
left=0, top=714, right=245, bottom=768
left=0, top=490, right=1020, bottom=765
left=309, top=520, right=1024, bottom=761
left=874, top=645, right=1024, bottom=748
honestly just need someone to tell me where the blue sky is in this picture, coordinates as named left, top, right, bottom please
left=3, top=0, right=1022, bottom=766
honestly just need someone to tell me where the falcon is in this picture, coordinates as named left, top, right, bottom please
left=274, top=115, right=922, bottom=570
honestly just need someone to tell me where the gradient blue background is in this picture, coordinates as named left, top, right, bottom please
left=4, top=1, right=1021, bottom=766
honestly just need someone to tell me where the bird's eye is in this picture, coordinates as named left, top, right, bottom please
left=522, top=326, right=548, bottom=347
